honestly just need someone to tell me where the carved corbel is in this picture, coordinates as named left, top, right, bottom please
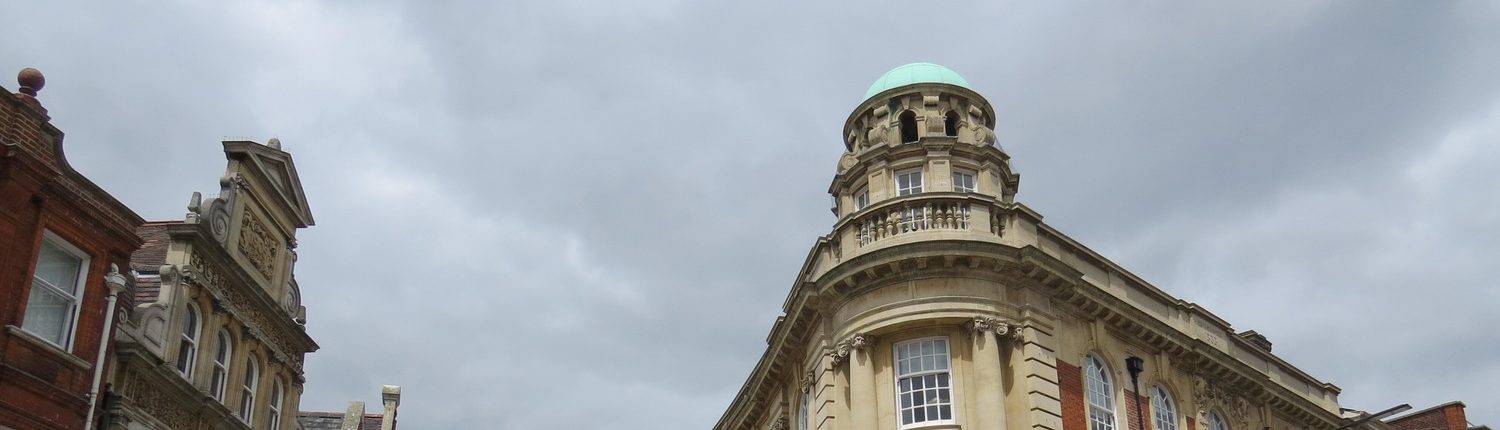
left=838, top=152, right=858, bottom=174
left=965, top=316, right=1024, bottom=341
left=801, top=370, right=816, bottom=394
left=827, top=333, right=873, bottom=367
left=770, top=416, right=790, bottom=430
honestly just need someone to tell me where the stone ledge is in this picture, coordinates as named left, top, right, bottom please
left=5, top=325, right=92, bottom=370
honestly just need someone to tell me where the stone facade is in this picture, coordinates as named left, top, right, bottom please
left=0, top=69, right=145, bottom=430
left=712, top=64, right=1483, bottom=430
left=103, top=138, right=318, bottom=430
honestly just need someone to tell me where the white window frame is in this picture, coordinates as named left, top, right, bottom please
left=1084, top=355, right=1117, bottom=430
left=854, top=187, right=870, bottom=211
left=268, top=379, right=284, bottom=430
left=894, top=337, right=955, bottom=428
left=1207, top=412, right=1230, bottom=430
left=240, top=357, right=258, bottom=425
left=211, top=330, right=232, bottom=401
left=22, top=231, right=90, bottom=350
left=176, top=303, right=201, bottom=378
left=1150, top=386, right=1178, bottom=430
left=896, top=169, right=924, bottom=196
left=952, top=170, right=977, bottom=193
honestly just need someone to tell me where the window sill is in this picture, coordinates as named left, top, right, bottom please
left=4, top=325, right=92, bottom=370
left=901, top=422, right=960, bottom=430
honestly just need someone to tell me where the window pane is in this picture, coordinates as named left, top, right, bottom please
left=34, top=242, right=82, bottom=295
left=22, top=285, right=74, bottom=345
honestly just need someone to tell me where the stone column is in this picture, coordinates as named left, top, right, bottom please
left=968, top=317, right=1013, bottom=430
left=833, top=334, right=877, bottom=430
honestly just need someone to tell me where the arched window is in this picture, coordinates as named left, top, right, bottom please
left=899, top=111, right=918, bottom=143
left=1150, top=386, right=1178, bottom=430
left=894, top=337, right=954, bottom=428
left=1084, top=355, right=1117, bottom=430
left=239, top=357, right=259, bottom=425
left=268, top=379, right=285, bottom=430
left=1207, top=412, right=1230, bottom=430
left=944, top=111, right=959, bottom=137
left=210, top=330, right=232, bottom=401
left=175, top=304, right=201, bottom=377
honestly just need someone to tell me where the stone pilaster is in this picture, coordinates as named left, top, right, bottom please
left=968, top=316, right=1012, bottom=430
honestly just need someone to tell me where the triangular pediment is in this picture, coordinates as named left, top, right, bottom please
left=222, top=140, right=315, bottom=228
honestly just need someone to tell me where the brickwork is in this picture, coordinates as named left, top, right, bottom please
left=1186, top=416, right=1196, bottom=430
left=1059, top=360, right=1085, bottom=430
left=1388, top=403, right=1471, bottom=430
left=1124, top=391, right=1151, bottom=430
left=0, top=74, right=145, bottom=430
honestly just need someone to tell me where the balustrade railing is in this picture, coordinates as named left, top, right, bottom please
left=856, top=199, right=971, bottom=246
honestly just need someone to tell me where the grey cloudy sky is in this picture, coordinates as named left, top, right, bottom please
left=4, top=1, right=1498, bottom=428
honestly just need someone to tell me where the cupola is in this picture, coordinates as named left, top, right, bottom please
left=829, top=63, right=1020, bottom=231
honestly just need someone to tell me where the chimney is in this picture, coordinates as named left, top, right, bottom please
left=1237, top=330, right=1272, bottom=352
left=380, top=385, right=401, bottom=430
left=341, top=401, right=365, bottom=430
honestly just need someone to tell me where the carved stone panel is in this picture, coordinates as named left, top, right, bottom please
left=237, top=210, right=279, bottom=279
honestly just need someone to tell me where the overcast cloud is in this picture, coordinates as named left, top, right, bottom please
left=3, top=1, right=1497, bottom=428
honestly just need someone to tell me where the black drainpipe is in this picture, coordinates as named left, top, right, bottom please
left=1126, top=356, right=1147, bottom=430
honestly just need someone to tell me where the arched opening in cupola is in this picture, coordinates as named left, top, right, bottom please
left=899, top=111, right=918, bottom=143
left=944, top=111, right=959, bottom=137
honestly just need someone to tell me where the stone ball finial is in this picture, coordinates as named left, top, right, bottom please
left=17, top=68, right=45, bottom=97
left=267, top=137, right=282, bottom=149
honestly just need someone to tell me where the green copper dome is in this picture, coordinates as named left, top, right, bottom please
left=863, top=63, right=972, bottom=101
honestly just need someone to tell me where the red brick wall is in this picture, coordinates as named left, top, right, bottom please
left=1125, top=391, right=1151, bottom=430
left=1388, top=404, right=1470, bottom=430
left=1186, top=417, right=1196, bottom=430
left=1060, top=360, right=1086, bottom=430
left=1444, top=404, right=1469, bottom=430
left=0, top=83, right=143, bottom=430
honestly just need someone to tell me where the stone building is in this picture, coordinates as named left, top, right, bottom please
left=0, top=69, right=145, bottom=430
left=712, top=64, right=1484, bottom=430
left=104, top=138, right=318, bottom=430
left=297, top=385, right=402, bottom=430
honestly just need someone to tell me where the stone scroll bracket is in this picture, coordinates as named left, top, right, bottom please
left=965, top=316, right=1025, bottom=342
left=826, top=333, right=873, bottom=368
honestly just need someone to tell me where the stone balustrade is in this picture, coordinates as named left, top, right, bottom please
left=835, top=193, right=1008, bottom=257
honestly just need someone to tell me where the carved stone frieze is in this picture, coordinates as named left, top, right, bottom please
left=184, top=252, right=304, bottom=371
left=237, top=210, right=279, bottom=279
left=119, top=366, right=208, bottom=430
